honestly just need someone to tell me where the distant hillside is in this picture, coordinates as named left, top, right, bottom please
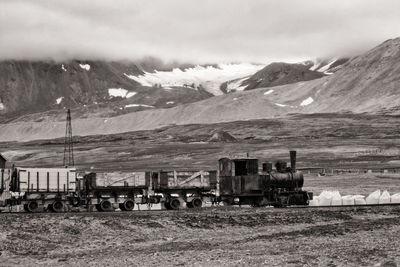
left=241, top=62, right=325, bottom=90
left=0, top=60, right=212, bottom=117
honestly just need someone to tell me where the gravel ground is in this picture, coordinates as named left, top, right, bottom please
left=1, top=206, right=400, bottom=266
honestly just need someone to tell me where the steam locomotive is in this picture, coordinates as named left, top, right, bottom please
left=0, top=151, right=312, bottom=212
left=219, top=151, right=312, bottom=207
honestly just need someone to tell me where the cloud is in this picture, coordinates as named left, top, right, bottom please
left=1, top=0, right=400, bottom=63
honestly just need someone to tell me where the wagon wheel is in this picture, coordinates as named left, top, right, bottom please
left=26, top=201, right=39, bottom=212
left=119, top=200, right=135, bottom=211
left=191, top=198, right=203, bottom=208
left=50, top=201, right=64, bottom=212
left=99, top=200, right=113, bottom=212
left=169, top=199, right=181, bottom=210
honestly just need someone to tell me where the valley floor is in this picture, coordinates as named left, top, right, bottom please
left=1, top=113, right=400, bottom=265
left=1, top=113, right=400, bottom=172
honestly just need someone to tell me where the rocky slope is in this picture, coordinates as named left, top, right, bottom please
left=241, top=62, right=325, bottom=90
left=0, top=60, right=213, bottom=117
left=0, top=37, right=399, bottom=142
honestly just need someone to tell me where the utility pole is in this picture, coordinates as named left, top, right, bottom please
left=63, top=109, right=74, bottom=167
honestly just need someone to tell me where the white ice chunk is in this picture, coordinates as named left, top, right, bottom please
left=379, top=190, right=391, bottom=204
left=391, top=193, right=400, bottom=203
left=342, top=195, right=355, bottom=205
left=61, top=64, right=67, bottom=72
left=309, top=196, right=319, bottom=206
left=366, top=190, right=381, bottom=204
left=354, top=195, right=366, bottom=205
left=331, top=191, right=342, bottom=206
left=166, top=101, right=174, bottom=104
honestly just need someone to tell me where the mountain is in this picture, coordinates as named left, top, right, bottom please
left=240, top=62, right=325, bottom=90
left=306, top=58, right=350, bottom=74
left=0, top=60, right=213, bottom=117
left=0, top=37, right=399, bottom=142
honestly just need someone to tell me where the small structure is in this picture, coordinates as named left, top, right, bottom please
left=209, top=131, right=236, bottom=142
left=0, top=154, right=6, bottom=169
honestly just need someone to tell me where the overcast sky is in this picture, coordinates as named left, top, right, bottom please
left=1, top=0, right=400, bottom=64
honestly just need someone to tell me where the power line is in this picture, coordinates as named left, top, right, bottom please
left=63, top=109, right=74, bottom=167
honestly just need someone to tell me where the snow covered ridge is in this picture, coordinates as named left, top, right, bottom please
left=79, top=63, right=91, bottom=71
left=124, top=63, right=264, bottom=96
left=108, top=88, right=136, bottom=98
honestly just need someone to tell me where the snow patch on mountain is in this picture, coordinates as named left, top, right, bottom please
left=56, top=97, right=63, bottom=104
left=226, top=77, right=249, bottom=92
left=108, top=88, right=129, bottom=98
left=275, top=103, right=288, bottom=107
left=318, top=59, right=337, bottom=74
left=300, top=97, right=314, bottom=106
left=125, top=104, right=154, bottom=108
left=107, top=88, right=137, bottom=98
left=124, top=63, right=263, bottom=96
left=79, top=64, right=91, bottom=71
left=264, top=89, right=274, bottom=95
left=126, top=92, right=137, bottom=98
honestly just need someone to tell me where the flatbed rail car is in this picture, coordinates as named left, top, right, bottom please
left=81, top=171, right=161, bottom=211
left=151, top=170, right=217, bottom=209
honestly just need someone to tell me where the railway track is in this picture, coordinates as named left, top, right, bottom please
left=2, top=202, right=400, bottom=214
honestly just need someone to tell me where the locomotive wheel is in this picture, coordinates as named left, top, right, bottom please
left=26, top=201, right=39, bottom=212
left=70, top=197, right=81, bottom=207
left=191, top=198, right=202, bottom=208
left=164, top=202, right=172, bottom=210
left=169, top=199, right=181, bottom=210
left=119, top=200, right=135, bottom=211
left=95, top=204, right=103, bottom=212
left=100, top=200, right=113, bottom=212
left=50, top=201, right=64, bottom=212
left=23, top=204, right=29, bottom=212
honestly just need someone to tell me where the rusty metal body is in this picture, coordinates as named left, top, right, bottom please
left=219, top=151, right=311, bottom=207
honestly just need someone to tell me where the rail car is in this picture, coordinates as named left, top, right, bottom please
left=0, top=151, right=312, bottom=212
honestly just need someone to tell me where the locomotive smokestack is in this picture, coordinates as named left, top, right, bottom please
left=290, top=150, right=296, bottom=172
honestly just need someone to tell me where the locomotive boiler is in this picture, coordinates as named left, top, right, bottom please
left=219, top=151, right=312, bottom=207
